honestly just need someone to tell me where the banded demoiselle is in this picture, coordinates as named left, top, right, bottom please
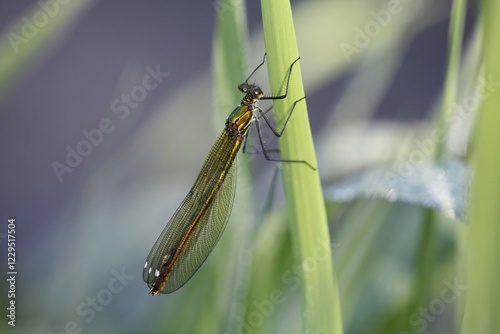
left=143, top=55, right=313, bottom=295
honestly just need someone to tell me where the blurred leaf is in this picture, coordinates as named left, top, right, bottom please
left=461, top=0, right=500, bottom=332
left=262, top=0, right=342, bottom=333
left=0, top=0, right=95, bottom=106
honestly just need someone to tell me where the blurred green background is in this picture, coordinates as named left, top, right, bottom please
left=1, top=0, right=497, bottom=333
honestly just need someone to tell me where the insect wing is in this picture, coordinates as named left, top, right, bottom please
left=143, top=158, right=237, bottom=293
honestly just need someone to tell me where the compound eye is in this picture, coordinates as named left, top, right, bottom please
left=253, top=87, right=262, bottom=96
left=238, top=84, right=247, bottom=93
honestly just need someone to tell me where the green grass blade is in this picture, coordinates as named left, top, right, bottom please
left=409, top=2, right=466, bottom=332
left=461, top=0, right=500, bottom=332
left=213, top=0, right=249, bottom=124
left=434, top=0, right=467, bottom=159
left=207, top=1, right=254, bottom=333
left=261, top=1, right=343, bottom=333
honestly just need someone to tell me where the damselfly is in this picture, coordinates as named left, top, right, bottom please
left=143, top=55, right=313, bottom=295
